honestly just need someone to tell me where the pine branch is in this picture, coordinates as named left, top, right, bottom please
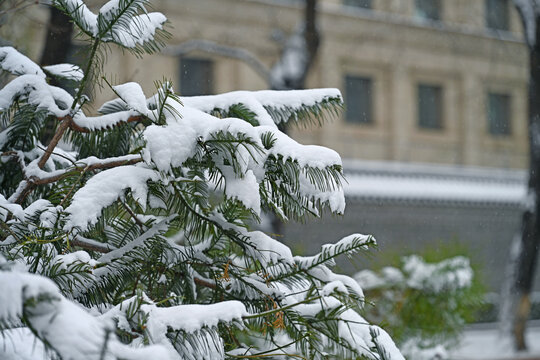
left=69, top=114, right=143, bottom=133
left=70, top=234, right=116, bottom=253
left=29, top=156, right=143, bottom=185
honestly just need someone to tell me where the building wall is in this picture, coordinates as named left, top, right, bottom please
left=282, top=199, right=526, bottom=291
left=1, top=0, right=529, bottom=169
left=154, top=0, right=530, bottom=169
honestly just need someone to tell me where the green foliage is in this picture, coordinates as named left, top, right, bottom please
left=358, top=245, right=485, bottom=357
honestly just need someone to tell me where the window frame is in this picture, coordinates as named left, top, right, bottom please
left=179, top=57, right=214, bottom=96
left=485, top=0, right=510, bottom=31
left=414, top=0, right=442, bottom=21
left=487, top=91, right=512, bottom=136
left=344, top=75, right=375, bottom=125
left=342, top=0, right=372, bottom=10
left=417, top=83, right=444, bottom=130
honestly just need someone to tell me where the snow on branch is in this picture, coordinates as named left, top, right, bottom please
left=54, top=0, right=168, bottom=54
left=43, top=64, right=84, bottom=82
left=0, top=47, right=45, bottom=77
left=183, top=88, right=342, bottom=127
left=295, top=234, right=375, bottom=270
left=64, top=165, right=159, bottom=231
left=54, top=0, right=98, bottom=36
left=0, top=270, right=171, bottom=360
left=24, top=154, right=142, bottom=185
left=141, top=300, right=247, bottom=334
left=103, top=13, right=167, bottom=52
left=0, top=75, right=73, bottom=117
left=97, top=0, right=168, bottom=53
left=71, top=110, right=143, bottom=131
left=513, top=0, right=539, bottom=47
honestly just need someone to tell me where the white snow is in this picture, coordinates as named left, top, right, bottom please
left=183, top=88, right=341, bottom=126
left=0, top=47, right=45, bottom=77
left=322, top=280, right=349, bottom=296
left=96, top=216, right=172, bottom=264
left=0, top=328, right=48, bottom=360
left=43, top=64, right=84, bottom=81
left=296, top=233, right=373, bottom=269
left=72, top=109, right=140, bottom=131
left=345, top=173, right=526, bottom=205
left=356, top=255, right=473, bottom=294
left=142, top=122, right=198, bottom=173
left=112, top=82, right=149, bottom=114
left=60, top=0, right=98, bottom=35
left=244, top=230, right=294, bottom=266
left=262, top=126, right=342, bottom=169
left=142, top=300, right=247, bottom=334
left=312, top=266, right=365, bottom=299
left=0, top=193, right=25, bottom=221
left=513, top=0, right=537, bottom=47
left=403, top=255, right=473, bottom=293
left=53, top=251, right=98, bottom=270
left=0, top=75, right=73, bottom=116
left=64, top=165, right=159, bottom=231
left=0, top=270, right=172, bottom=360
left=270, top=27, right=307, bottom=90
left=105, top=13, right=167, bottom=49
left=450, top=324, right=540, bottom=360
left=220, top=167, right=261, bottom=215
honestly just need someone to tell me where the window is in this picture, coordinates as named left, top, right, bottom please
left=179, top=58, right=213, bottom=96
left=487, top=92, right=511, bottom=135
left=417, top=84, right=443, bottom=129
left=345, top=75, right=373, bottom=124
left=415, top=0, right=441, bottom=21
left=343, top=0, right=372, bottom=9
left=486, top=0, right=509, bottom=30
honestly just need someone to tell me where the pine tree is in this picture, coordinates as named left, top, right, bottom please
left=0, top=1, right=404, bottom=359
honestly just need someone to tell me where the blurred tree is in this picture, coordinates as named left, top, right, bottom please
left=165, top=0, right=320, bottom=91
left=510, top=0, right=540, bottom=351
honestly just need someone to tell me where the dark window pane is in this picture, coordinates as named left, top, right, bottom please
left=343, top=0, right=372, bottom=9
left=486, top=0, right=509, bottom=30
left=418, top=84, right=443, bottom=129
left=345, top=75, right=373, bottom=124
left=415, top=0, right=441, bottom=21
left=487, top=92, right=511, bottom=135
left=179, top=58, right=213, bottom=96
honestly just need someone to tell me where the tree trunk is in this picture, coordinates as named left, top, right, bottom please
left=302, top=0, right=320, bottom=87
left=39, top=6, right=73, bottom=145
left=514, top=17, right=540, bottom=351
left=40, top=7, right=73, bottom=67
left=270, top=0, right=320, bottom=236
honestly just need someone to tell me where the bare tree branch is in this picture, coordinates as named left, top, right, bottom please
left=71, top=235, right=116, bottom=253
left=164, top=40, right=271, bottom=83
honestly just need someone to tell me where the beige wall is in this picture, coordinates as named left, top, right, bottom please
left=1, top=0, right=530, bottom=169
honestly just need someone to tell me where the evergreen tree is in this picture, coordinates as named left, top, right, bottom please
left=0, top=1, right=404, bottom=359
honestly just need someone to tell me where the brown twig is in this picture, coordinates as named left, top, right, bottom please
left=31, top=157, right=143, bottom=186
left=37, top=117, right=71, bottom=169
left=13, top=113, right=144, bottom=204
left=70, top=235, right=115, bottom=253
left=193, top=276, right=217, bottom=290
left=120, top=200, right=145, bottom=230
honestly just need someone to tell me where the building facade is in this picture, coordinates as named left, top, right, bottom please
left=154, top=0, right=529, bottom=169
left=2, top=0, right=529, bottom=168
